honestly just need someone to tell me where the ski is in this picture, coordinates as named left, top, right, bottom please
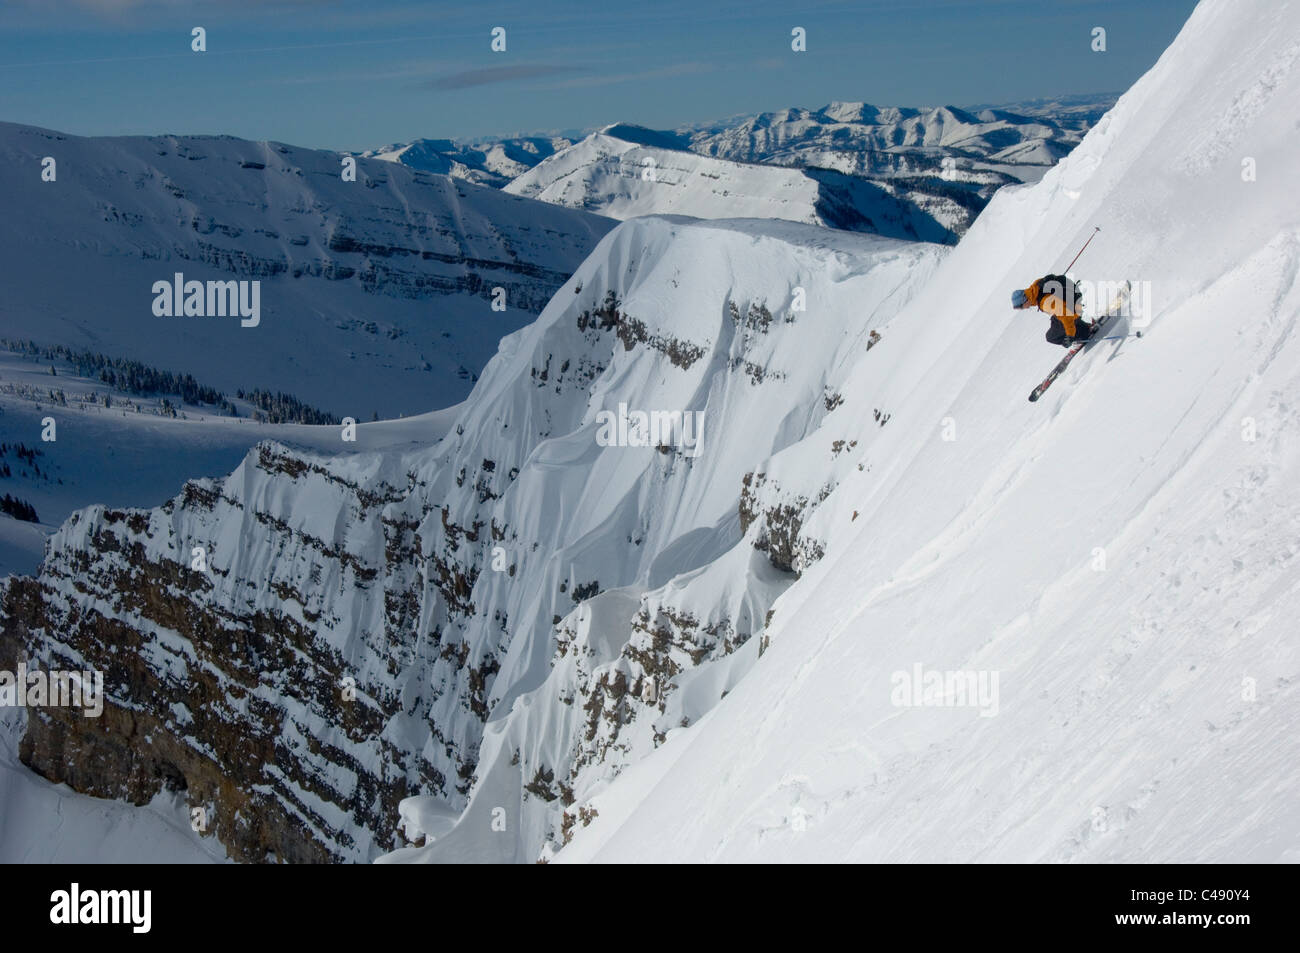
left=1027, top=281, right=1132, bottom=402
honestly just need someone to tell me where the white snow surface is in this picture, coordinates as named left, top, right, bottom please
left=506, top=132, right=832, bottom=221
left=505, top=133, right=958, bottom=242
left=544, top=0, right=1300, bottom=863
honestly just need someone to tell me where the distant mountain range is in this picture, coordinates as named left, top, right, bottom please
left=361, top=135, right=574, bottom=189
left=366, top=96, right=1118, bottom=239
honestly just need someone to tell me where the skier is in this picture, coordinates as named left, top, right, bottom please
left=1011, top=274, right=1096, bottom=347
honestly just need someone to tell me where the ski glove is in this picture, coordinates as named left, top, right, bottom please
left=1065, top=323, right=1094, bottom=347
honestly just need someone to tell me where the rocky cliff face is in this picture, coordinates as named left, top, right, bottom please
left=1, top=447, right=434, bottom=862
left=1, top=216, right=945, bottom=862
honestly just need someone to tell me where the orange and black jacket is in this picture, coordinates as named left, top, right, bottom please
left=1021, top=274, right=1084, bottom=336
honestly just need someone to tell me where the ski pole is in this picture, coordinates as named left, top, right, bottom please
left=1096, top=331, right=1142, bottom=341
left=1062, top=226, right=1100, bottom=274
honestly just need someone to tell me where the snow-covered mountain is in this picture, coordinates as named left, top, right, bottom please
left=361, top=135, right=576, bottom=189
left=0, top=123, right=612, bottom=418
left=379, top=99, right=1108, bottom=240
left=3, top=0, right=1296, bottom=865
left=681, top=100, right=1103, bottom=176
left=0, top=216, right=946, bottom=862
left=505, top=128, right=960, bottom=242
left=369, top=98, right=1105, bottom=192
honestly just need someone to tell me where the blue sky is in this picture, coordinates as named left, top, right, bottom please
left=0, top=0, right=1198, bottom=150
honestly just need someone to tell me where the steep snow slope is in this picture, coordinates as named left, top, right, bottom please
left=551, top=0, right=1300, bottom=863
left=376, top=219, right=945, bottom=863
left=506, top=130, right=956, bottom=242
left=0, top=123, right=612, bottom=417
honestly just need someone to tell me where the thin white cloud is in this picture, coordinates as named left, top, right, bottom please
left=535, top=61, right=722, bottom=91
left=425, top=64, right=587, bottom=91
